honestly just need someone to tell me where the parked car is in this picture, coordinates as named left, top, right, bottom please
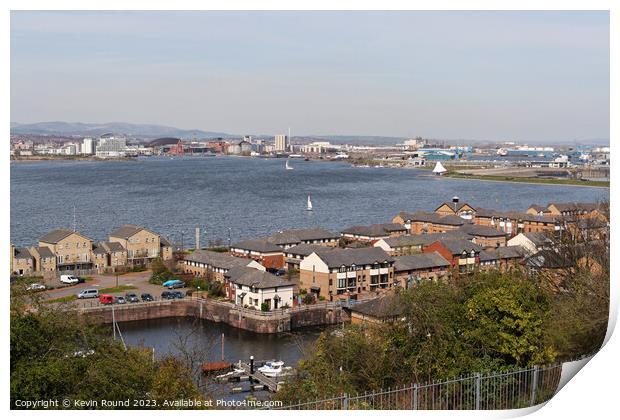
left=161, top=291, right=174, bottom=300
left=141, top=293, right=154, bottom=302
left=99, top=294, right=115, bottom=305
left=125, top=293, right=139, bottom=303
left=171, top=291, right=185, bottom=299
left=60, top=275, right=80, bottom=285
left=77, top=289, right=99, bottom=299
left=267, top=268, right=286, bottom=276
left=162, top=279, right=186, bottom=289
left=76, top=276, right=87, bottom=284
left=26, top=283, right=46, bottom=291
left=115, top=296, right=127, bottom=304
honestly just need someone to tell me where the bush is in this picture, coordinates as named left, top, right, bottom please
left=149, top=258, right=174, bottom=285
left=261, top=302, right=270, bottom=312
left=302, top=294, right=315, bottom=305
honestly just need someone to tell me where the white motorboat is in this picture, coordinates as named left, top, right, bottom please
left=258, top=360, right=285, bottom=377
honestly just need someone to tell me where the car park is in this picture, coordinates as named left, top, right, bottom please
left=125, top=293, right=139, bottom=303
left=141, top=293, right=154, bottom=302
left=77, top=289, right=99, bottom=299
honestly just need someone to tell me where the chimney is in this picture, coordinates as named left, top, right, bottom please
left=452, top=196, right=460, bottom=211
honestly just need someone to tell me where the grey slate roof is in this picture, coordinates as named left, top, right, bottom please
left=225, top=266, right=294, bottom=289
left=266, top=228, right=339, bottom=245
left=521, top=232, right=555, bottom=247
left=35, top=246, right=54, bottom=259
left=160, top=237, right=172, bottom=247
left=184, top=250, right=251, bottom=270
left=397, top=211, right=465, bottom=226
left=284, top=243, right=333, bottom=258
left=393, top=252, right=450, bottom=272
left=109, top=224, right=155, bottom=239
left=383, top=231, right=471, bottom=248
left=547, top=202, right=598, bottom=213
left=313, top=247, right=394, bottom=268
left=232, top=239, right=283, bottom=253
left=15, top=247, right=33, bottom=260
left=39, top=228, right=90, bottom=244
left=432, top=238, right=482, bottom=255
left=351, top=294, right=404, bottom=319
left=341, top=223, right=407, bottom=237
left=479, top=246, right=525, bottom=262
left=103, top=241, right=126, bottom=253
left=92, top=244, right=108, bottom=255
left=474, top=208, right=557, bottom=224
left=459, top=223, right=507, bottom=237
left=525, top=250, right=572, bottom=269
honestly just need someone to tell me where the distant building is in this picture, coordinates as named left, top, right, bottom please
left=275, top=134, right=289, bottom=152
left=96, top=134, right=127, bottom=157
left=225, top=266, right=295, bottom=310
left=82, top=138, right=94, bottom=155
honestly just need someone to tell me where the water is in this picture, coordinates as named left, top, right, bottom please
left=10, top=156, right=608, bottom=246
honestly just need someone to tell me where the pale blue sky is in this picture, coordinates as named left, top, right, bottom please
left=10, top=11, right=609, bottom=141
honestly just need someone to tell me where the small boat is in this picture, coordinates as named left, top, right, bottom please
left=258, top=360, right=285, bottom=377
left=304, top=158, right=310, bottom=161
left=306, top=195, right=313, bottom=211
left=285, top=160, right=294, bottom=170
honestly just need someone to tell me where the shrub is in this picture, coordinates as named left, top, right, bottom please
left=302, top=294, right=315, bottom=305
left=261, top=302, right=270, bottom=312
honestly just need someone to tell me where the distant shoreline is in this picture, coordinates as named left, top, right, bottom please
left=10, top=156, right=136, bottom=163
left=441, top=173, right=610, bottom=189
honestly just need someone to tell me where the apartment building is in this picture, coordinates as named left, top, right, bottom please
left=392, top=251, right=451, bottom=288
left=473, top=208, right=560, bottom=236
left=181, top=250, right=264, bottom=281
left=109, top=224, right=169, bottom=265
left=11, top=246, right=34, bottom=276
left=373, top=230, right=471, bottom=256
left=423, top=239, right=483, bottom=274
left=434, top=197, right=476, bottom=219
left=264, top=228, right=340, bottom=249
left=479, top=245, right=526, bottom=271
left=92, top=241, right=128, bottom=272
left=459, top=223, right=507, bottom=248
left=38, top=229, right=94, bottom=272
left=299, top=247, right=396, bottom=300
left=393, top=211, right=466, bottom=234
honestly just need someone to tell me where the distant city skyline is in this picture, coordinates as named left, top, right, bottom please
left=11, top=11, right=610, bottom=143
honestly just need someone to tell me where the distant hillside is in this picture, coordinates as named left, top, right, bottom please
left=10, top=121, right=235, bottom=139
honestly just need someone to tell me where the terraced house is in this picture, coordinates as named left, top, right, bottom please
left=108, top=224, right=172, bottom=265
left=373, top=230, right=471, bottom=256
left=264, top=228, right=340, bottom=249
left=393, top=211, right=465, bottom=234
left=299, top=247, right=396, bottom=300
left=423, top=238, right=483, bottom=274
left=393, top=251, right=451, bottom=288
left=473, top=208, right=560, bottom=236
left=230, top=239, right=285, bottom=269
left=434, top=197, right=476, bottom=219
left=92, top=241, right=128, bottom=272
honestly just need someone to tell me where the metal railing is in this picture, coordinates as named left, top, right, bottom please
left=273, top=364, right=562, bottom=410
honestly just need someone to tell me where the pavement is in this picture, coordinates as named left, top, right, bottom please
left=36, top=270, right=190, bottom=308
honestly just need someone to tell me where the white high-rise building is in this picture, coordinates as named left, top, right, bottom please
left=96, top=134, right=127, bottom=157
left=82, top=137, right=94, bottom=155
left=275, top=134, right=289, bottom=152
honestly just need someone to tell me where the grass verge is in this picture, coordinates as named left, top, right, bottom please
left=446, top=173, right=609, bottom=187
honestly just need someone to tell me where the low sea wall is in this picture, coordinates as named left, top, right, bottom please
left=78, top=298, right=350, bottom=334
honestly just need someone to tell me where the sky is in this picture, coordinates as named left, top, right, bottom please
left=10, top=11, right=610, bottom=142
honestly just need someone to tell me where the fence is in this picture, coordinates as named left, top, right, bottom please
left=273, top=364, right=562, bottom=410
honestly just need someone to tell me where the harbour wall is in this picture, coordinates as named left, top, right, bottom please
left=78, top=298, right=350, bottom=334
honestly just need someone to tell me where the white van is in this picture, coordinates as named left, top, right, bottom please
left=60, top=275, right=79, bottom=284
left=77, top=289, right=99, bottom=299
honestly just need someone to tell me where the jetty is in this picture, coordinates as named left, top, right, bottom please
left=215, top=358, right=294, bottom=393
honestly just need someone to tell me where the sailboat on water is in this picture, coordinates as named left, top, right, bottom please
left=306, top=195, right=313, bottom=211
left=285, top=160, right=294, bottom=170
left=432, top=161, right=447, bottom=175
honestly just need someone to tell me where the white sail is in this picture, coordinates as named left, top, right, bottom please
left=306, top=195, right=313, bottom=211
left=286, top=159, right=293, bottom=170
left=432, top=161, right=447, bottom=175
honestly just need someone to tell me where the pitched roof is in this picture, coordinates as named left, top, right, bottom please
left=397, top=211, right=466, bottom=226
left=525, top=250, right=572, bottom=269
left=225, top=266, right=294, bottom=289
left=479, top=245, right=525, bottom=261
left=39, top=228, right=90, bottom=244
left=34, top=246, right=54, bottom=259
left=474, top=208, right=558, bottom=224
left=312, top=247, right=394, bottom=268
left=15, top=247, right=33, bottom=260
left=521, top=232, right=555, bottom=247
left=103, top=241, right=126, bottom=253
left=109, top=224, right=155, bottom=239
left=341, top=223, right=407, bottom=237
left=459, top=223, right=506, bottom=237
left=92, top=244, right=108, bottom=255
left=393, top=252, right=450, bottom=272
left=350, top=294, right=404, bottom=319
left=431, top=239, right=482, bottom=255
left=547, top=202, right=598, bottom=213
left=231, top=239, right=283, bottom=253
left=383, top=231, right=471, bottom=248
left=527, top=204, right=548, bottom=213
left=284, top=243, right=333, bottom=257
left=184, top=250, right=251, bottom=270
left=266, top=228, right=339, bottom=245
left=160, top=237, right=172, bottom=247
left=435, top=201, right=475, bottom=213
